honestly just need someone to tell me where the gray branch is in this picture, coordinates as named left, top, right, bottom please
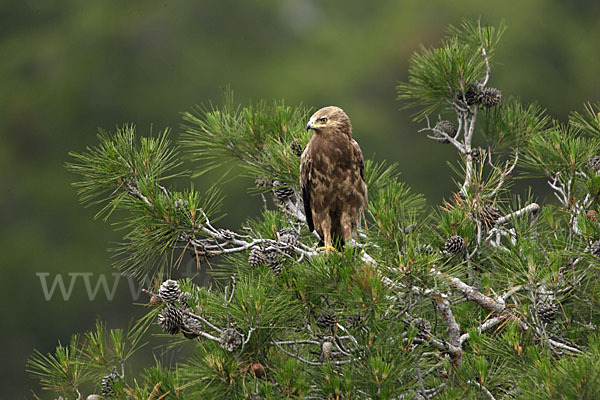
left=467, top=380, right=495, bottom=400
left=435, top=296, right=462, bottom=365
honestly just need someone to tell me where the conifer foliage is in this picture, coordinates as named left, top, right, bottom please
left=29, top=20, right=600, bottom=399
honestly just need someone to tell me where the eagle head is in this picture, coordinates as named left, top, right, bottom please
left=306, top=106, right=352, bottom=137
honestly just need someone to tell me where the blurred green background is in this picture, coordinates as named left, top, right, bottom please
left=2, top=0, right=599, bottom=397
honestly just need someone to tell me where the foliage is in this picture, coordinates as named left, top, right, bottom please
left=181, top=88, right=313, bottom=187
left=27, top=320, right=147, bottom=399
left=518, top=335, right=600, bottom=399
left=30, top=20, right=600, bottom=399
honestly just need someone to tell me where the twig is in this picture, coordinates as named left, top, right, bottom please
left=480, top=47, right=491, bottom=87
left=467, top=380, right=495, bottom=400
left=460, top=107, right=478, bottom=197
left=548, top=174, right=568, bottom=208
left=260, top=192, right=268, bottom=211
left=470, top=219, right=482, bottom=256
left=273, top=339, right=321, bottom=346
left=195, top=330, right=222, bottom=342
left=495, top=203, right=540, bottom=225
left=158, top=184, right=171, bottom=199
left=414, top=335, right=461, bottom=357
left=547, top=338, right=582, bottom=354
left=225, top=275, right=236, bottom=307
left=240, top=327, right=255, bottom=353
left=415, top=354, right=429, bottom=400
left=335, top=323, right=360, bottom=348
left=272, top=341, right=353, bottom=366
left=183, top=310, right=223, bottom=334
left=120, top=359, right=125, bottom=380
left=422, top=361, right=445, bottom=378
left=332, top=335, right=353, bottom=357
left=125, top=181, right=153, bottom=208
left=281, top=197, right=306, bottom=223
left=459, top=314, right=508, bottom=345
left=498, top=285, right=524, bottom=303
left=485, top=149, right=519, bottom=199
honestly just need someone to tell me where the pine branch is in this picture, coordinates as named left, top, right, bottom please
left=434, top=296, right=462, bottom=366
left=181, top=90, right=312, bottom=186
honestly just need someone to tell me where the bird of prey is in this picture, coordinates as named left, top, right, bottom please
left=300, top=106, right=368, bottom=252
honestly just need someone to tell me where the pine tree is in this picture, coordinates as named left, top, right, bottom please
left=28, top=20, right=600, bottom=399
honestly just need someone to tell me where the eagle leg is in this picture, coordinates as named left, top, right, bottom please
left=316, top=221, right=337, bottom=254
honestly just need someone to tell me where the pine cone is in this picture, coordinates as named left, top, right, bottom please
left=420, top=244, right=436, bottom=255
left=179, top=291, right=193, bottom=309
left=181, top=314, right=202, bottom=339
left=591, top=240, right=600, bottom=258
left=220, top=328, right=243, bottom=351
left=272, top=180, right=295, bottom=203
left=278, top=227, right=300, bottom=255
left=433, top=120, right=456, bottom=143
left=346, top=314, right=364, bottom=329
left=464, top=83, right=484, bottom=105
left=480, top=87, right=502, bottom=108
left=537, top=302, right=559, bottom=324
left=585, top=156, right=600, bottom=173
left=317, top=310, right=337, bottom=330
left=444, top=235, right=466, bottom=255
left=278, top=227, right=300, bottom=241
left=268, top=260, right=283, bottom=275
left=159, top=279, right=181, bottom=304
left=248, top=247, right=267, bottom=267
left=264, top=248, right=283, bottom=274
left=101, top=372, right=120, bottom=398
left=412, top=318, right=432, bottom=339
left=290, top=140, right=303, bottom=157
left=255, top=178, right=272, bottom=188
left=157, top=305, right=183, bottom=335
left=586, top=210, right=598, bottom=221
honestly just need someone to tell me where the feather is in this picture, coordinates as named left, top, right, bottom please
left=300, top=150, right=314, bottom=232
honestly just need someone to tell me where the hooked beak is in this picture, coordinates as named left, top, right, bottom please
left=306, top=121, right=313, bottom=131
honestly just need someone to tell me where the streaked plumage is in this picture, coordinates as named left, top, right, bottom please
left=300, top=106, right=367, bottom=251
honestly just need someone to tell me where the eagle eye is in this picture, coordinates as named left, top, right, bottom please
left=319, top=117, right=328, bottom=124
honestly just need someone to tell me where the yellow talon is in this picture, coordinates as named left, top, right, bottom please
left=316, top=244, right=337, bottom=254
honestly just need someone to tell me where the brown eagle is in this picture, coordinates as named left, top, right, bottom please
left=300, top=106, right=368, bottom=252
